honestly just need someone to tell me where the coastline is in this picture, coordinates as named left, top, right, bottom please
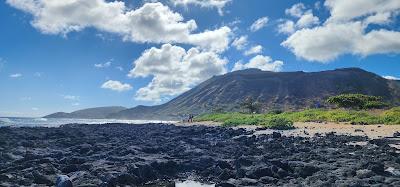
left=1, top=123, right=399, bottom=186
left=177, top=121, right=400, bottom=139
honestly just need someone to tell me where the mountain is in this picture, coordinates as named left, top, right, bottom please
left=45, top=106, right=127, bottom=119
left=109, top=68, right=400, bottom=120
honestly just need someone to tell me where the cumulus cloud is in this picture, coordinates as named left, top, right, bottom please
left=6, top=0, right=232, bottom=52
left=250, top=17, right=268, bottom=32
left=277, top=20, right=295, bottom=34
left=10, top=73, right=22, bottom=78
left=281, top=0, right=400, bottom=62
left=170, top=0, right=231, bottom=15
left=244, top=45, right=263, bottom=56
left=232, top=55, right=283, bottom=72
left=94, top=61, right=112, bottom=68
left=101, top=80, right=132, bottom=92
left=232, top=35, right=248, bottom=50
left=285, top=3, right=306, bottom=18
left=296, top=12, right=319, bottom=28
left=128, top=44, right=227, bottom=102
left=278, top=3, right=319, bottom=34
left=383, top=75, right=400, bottom=80
left=324, top=0, right=400, bottom=23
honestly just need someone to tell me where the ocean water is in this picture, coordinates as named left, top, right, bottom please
left=0, top=117, right=176, bottom=127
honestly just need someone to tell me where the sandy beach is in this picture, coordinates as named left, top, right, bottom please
left=180, top=121, right=400, bottom=139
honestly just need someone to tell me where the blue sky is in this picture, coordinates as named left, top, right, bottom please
left=0, top=0, right=399, bottom=117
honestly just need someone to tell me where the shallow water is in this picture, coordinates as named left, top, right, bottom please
left=0, top=117, right=176, bottom=127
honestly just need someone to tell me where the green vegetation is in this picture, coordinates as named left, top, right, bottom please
left=326, top=94, right=389, bottom=109
left=195, top=107, right=400, bottom=128
left=240, top=97, right=261, bottom=114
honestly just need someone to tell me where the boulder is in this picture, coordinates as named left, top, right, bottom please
left=56, top=175, right=73, bottom=187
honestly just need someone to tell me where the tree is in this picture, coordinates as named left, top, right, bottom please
left=326, top=94, right=388, bottom=110
left=240, top=97, right=261, bottom=113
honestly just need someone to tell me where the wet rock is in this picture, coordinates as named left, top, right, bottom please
left=56, top=175, right=73, bottom=187
left=61, top=164, right=79, bottom=173
left=356, top=169, right=374, bottom=178
left=218, top=169, right=235, bottom=180
left=272, top=132, right=281, bottom=138
left=367, top=162, right=385, bottom=174
left=1, top=123, right=399, bottom=186
left=115, top=173, right=139, bottom=185
left=128, top=163, right=156, bottom=182
left=354, top=129, right=364, bottom=132
left=247, top=166, right=273, bottom=179
left=238, top=178, right=258, bottom=186
left=33, top=171, right=53, bottom=185
left=393, top=131, right=400, bottom=137
left=216, top=182, right=236, bottom=187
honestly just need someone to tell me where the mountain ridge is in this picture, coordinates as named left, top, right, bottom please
left=45, top=68, right=400, bottom=120
left=45, top=106, right=127, bottom=119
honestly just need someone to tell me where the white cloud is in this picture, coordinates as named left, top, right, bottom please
left=128, top=44, right=227, bottom=102
left=277, top=20, right=295, bottom=34
left=244, top=45, right=263, bottom=56
left=31, top=107, right=39, bottom=111
left=250, top=16, right=268, bottom=32
left=281, top=1, right=400, bottom=62
left=72, top=102, right=80, bottom=106
left=232, top=55, right=283, bottom=72
left=101, top=80, right=132, bottom=92
left=279, top=4, right=319, bottom=35
left=296, top=12, right=319, bottom=28
left=170, top=0, right=231, bottom=15
left=383, top=75, right=400, bottom=80
left=6, top=1, right=232, bottom=52
left=10, top=73, right=22, bottom=78
left=232, top=35, right=248, bottom=50
left=324, top=0, right=400, bottom=23
left=94, top=61, right=112, bottom=68
left=63, top=95, right=79, bottom=100
left=285, top=3, right=306, bottom=18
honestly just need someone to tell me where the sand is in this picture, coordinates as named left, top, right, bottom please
left=177, top=121, right=400, bottom=139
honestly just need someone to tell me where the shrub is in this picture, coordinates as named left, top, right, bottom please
left=382, top=107, right=400, bottom=125
left=240, top=97, right=261, bottom=114
left=326, top=94, right=388, bottom=110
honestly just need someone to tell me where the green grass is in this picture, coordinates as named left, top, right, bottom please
left=195, top=107, right=400, bottom=128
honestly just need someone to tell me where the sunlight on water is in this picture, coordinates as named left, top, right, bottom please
left=175, top=181, right=215, bottom=187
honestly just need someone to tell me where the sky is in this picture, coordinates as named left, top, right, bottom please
left=0, top=0, right=399, bottom=117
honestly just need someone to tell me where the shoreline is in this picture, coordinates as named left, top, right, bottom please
left=178, top=121, right=400, bottom=139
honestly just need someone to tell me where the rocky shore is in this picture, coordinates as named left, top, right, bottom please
left=1, top=123, right=400, bottom=186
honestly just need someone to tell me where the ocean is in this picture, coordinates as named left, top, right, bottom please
left=0, top=117, right=176, bottom=127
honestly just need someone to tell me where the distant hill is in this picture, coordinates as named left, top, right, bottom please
left=45, top=106, right=127, bottom=119
left=109, top=68, right=400, bottom=120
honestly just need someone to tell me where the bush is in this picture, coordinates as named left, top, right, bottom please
left=260, top=117, right=294, bottom=130
left=382, top=107, right=400, bottom=125
left=326, top=94, right=388, bottom=110
left=195, top=107, right=400, bottom=127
